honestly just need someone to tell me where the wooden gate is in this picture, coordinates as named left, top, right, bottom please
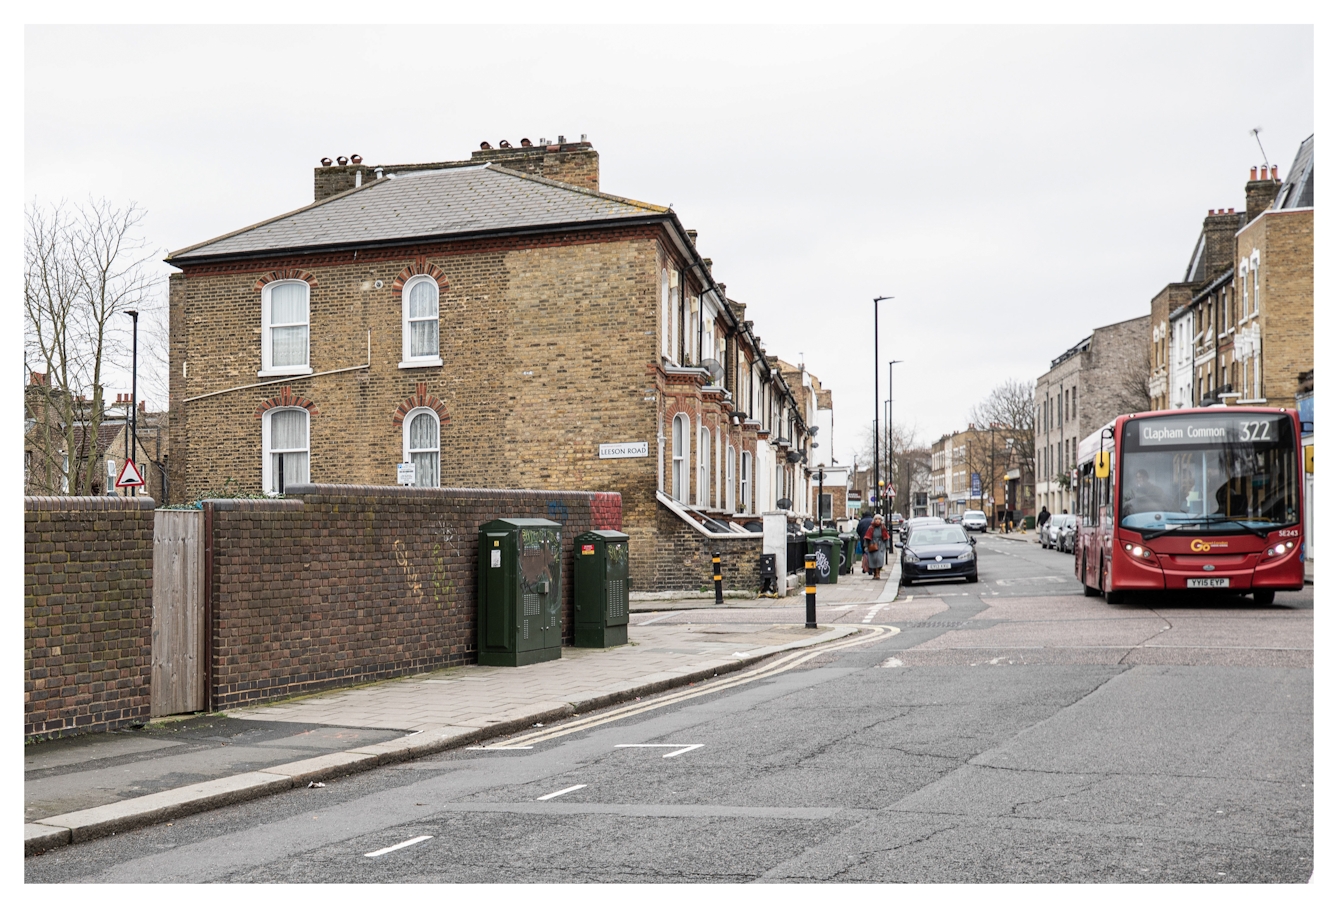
left=152, top=510, right=205, bottom=716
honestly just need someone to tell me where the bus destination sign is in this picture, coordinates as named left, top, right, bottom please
left=1131, top=414, right=1283, bottom=447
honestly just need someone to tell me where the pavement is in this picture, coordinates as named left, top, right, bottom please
left=24, top=566, right=901, bottom=857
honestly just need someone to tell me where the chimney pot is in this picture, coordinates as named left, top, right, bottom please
left=520, top=137, right=532, bottom=147
left=336, top=156, right=348, bottom=165
left=499, top=139, right=511, bottom=148
left=321, top=157, right=332, bottom=166
left=350, top=154, right=362, bottom=164
left=1228, top=208, right=1235, bottom=213
left=558, top=135, right=565, bottom=143
left=1271, top=165, right=1278, bottom=180
left=1251, top=166, right=1258, bottom=180
left=479, top=141, right=492, bottom=150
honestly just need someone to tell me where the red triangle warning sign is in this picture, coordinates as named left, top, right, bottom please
left=115, top=459, right=145, bottom=488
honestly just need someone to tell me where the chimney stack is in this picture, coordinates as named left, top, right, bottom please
left=1245, top=162, right=1282, bottom=223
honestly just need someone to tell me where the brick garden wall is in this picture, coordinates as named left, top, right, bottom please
left=205, top=484, right=622, bottom=710
left=645, top=502, right=762, bottom=593
left=24, top=496, right=156, bottom=739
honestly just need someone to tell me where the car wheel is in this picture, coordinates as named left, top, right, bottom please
left=965, top=572, right=978, bottom=583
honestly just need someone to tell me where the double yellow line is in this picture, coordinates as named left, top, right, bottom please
left=489, top=624, right=895, bottom=749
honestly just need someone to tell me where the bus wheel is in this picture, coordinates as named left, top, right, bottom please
left=1082, top=557, right=1099, bottom=597
left=1254, top=589, right=1276, bottom=606
left=1102, top=561, right=1126, bottom=604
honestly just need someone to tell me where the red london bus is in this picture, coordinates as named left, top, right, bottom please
left=1073, top=407, right=1305, bottom=605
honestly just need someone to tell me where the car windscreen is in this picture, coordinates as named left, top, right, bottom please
left=908, top=526, right=968, bottom=546
left=1119, top=413, right=1299, bottom=534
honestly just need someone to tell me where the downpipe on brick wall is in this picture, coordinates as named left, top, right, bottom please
left=184, top=330, right=372, bottom=404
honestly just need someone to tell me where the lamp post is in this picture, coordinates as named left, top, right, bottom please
left=885, top=359, right=902, bottom=520
left=125, top=308, right=139, bottom=497
left=872, top=296, right=892, bottom=518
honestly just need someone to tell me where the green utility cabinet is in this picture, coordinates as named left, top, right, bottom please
left=573, top=530, right=630, bottom=648
left=477, top=518, right=563, bottom=666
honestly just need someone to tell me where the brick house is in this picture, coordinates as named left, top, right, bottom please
left=166, top=139, right=822, bottom=592
left=1150, top=135, right=1312, bottom=411
left=1033, top=314, right=1149, bottom=515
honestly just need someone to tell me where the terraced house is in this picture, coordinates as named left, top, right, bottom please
left=166, top=139, right=826, bottom=591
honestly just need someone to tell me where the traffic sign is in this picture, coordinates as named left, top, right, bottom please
left=115, top=459, right=145, bottom=488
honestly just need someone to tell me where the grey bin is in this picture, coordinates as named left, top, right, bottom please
left=573, top=529, right=630, bottom=648
left=477, top=517, right=563, bottom=667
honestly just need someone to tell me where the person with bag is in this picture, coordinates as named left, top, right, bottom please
left=856, top=510, right=874, bottom=574
left=863, top=514, right=891, bottom=581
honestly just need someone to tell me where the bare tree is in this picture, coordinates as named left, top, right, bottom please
left=853, top=420, right=925, bottom=514
left=969, top=378, right=1036, bottom=488
left=25, top=198, right=157, bottom=495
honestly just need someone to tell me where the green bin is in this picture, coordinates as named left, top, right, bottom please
left=810, top=536, right=839, bottom=584
left=477, top=518, right=563, bottom=667
left=573, top=529, right=630, bottom=648
left=838, top=533, right=856, bottom=575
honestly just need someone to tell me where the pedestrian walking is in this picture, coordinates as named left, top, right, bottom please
left=856, top=511, right=874, bottom=574
left=863, top=514, right=891, bottom=581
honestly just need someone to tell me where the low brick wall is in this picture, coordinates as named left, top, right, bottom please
left=646, top=502, right=762, bottom=593
left=206, top=484, right=621, bottom=710
left=24, top=496, right=156, bottom=739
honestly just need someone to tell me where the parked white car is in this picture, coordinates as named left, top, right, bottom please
left=961, top=510, right=988, bottom=532
left=1043, top=514, right=1077, bottom=552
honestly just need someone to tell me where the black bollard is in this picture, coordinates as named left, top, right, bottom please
left=713, top=552, right=723, bottom=604
left=805, top=553, right=817, bottom=629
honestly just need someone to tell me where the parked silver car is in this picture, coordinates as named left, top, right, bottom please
left=1043, top=514, right=1077, bottom=552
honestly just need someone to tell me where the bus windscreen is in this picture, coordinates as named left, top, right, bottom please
left=1119, top=414, right=1299, bottom=536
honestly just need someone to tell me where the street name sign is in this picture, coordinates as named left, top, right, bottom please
left=598, top=442, right=649, bottom=459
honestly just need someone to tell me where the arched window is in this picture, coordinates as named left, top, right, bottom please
left=671, top=414, right=688, bottom=502
left=697, top=426, right=711, bottom=507
left=404, top=408, right=440, bottom=487
left=262, top=280, right=311, bottom=374
left=401, top=275, right=442, bottom=367
left=740, top=451, right=752, bottom=514
left=263, top=407, right=309, bottom=494
left=726, top=444, right=736, bottom=513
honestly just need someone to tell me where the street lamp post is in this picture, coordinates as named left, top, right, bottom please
left=885, top=359, right=902, bottom=519
left=872, top=296, right=892, bottom=518
left=125, top=309, right=139, bottom=497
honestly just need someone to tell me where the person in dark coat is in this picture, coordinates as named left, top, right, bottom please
left=1037, top=505, right=1051, bottom=531
left=856, top=511, right=874, bottom=573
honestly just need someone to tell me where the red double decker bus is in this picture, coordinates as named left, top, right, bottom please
left=1074, top=407, right=1305, bottom=605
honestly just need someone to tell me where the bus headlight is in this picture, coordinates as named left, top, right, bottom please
left=1123, top=542, right=1155, bottom=561
left=1263, top=541, right=1294, bottom=559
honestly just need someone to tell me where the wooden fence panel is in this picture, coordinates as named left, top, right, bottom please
left=151, top=510, right=204, bottom=716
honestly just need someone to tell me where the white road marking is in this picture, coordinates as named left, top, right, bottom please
left=616, top=743, right=705, bottom=758
left=880, top=657, right=904, bottom=668
left=636, top=611, right=682, bottom=626
left=365, top=835, right=433, bottom=857
left=862, top=604, right=886, bottom=624
left=466, top=745, right=534, bottom=750
left=537, top=784, right=587, bottom=801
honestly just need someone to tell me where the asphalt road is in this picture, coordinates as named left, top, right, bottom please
left=27, top=534, right=1313, bottom=883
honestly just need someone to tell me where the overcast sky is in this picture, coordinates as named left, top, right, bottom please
left=23, top=24, right=1313, bottom=465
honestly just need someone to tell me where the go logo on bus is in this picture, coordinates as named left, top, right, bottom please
left=1189, top=539, right=1227, bottom=553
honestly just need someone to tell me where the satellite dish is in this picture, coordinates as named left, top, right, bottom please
left=776, top=497, right=792, bottom=510
left=700, top=358, right=725, bottom=383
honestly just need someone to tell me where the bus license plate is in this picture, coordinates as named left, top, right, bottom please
left=1186, top=578, right=1230, bottom=588
left=926, top=563, right=952, bottom=570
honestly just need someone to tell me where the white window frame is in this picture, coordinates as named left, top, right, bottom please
left=740, top=451, right=752, bottom=514
left=726, top=444, right=736, bottom=513
left=697, top=426, right=711, bottom=507
left=671, top=414, right=688, bottom=502
left=400, top=275, right=443, bottom=369
left=262, top=407, right=310, bottom=495
left=260, top=280, right=312, bottom=376
left=402, top=407, right=441, bottom=488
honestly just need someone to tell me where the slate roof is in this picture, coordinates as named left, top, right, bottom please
left=169, top=164, right=670, bottom=263
left=1273, top=134, right=1314, bottom=210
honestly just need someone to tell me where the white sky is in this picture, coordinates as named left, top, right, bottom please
left=22, top=22, right=1314, bottom=466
